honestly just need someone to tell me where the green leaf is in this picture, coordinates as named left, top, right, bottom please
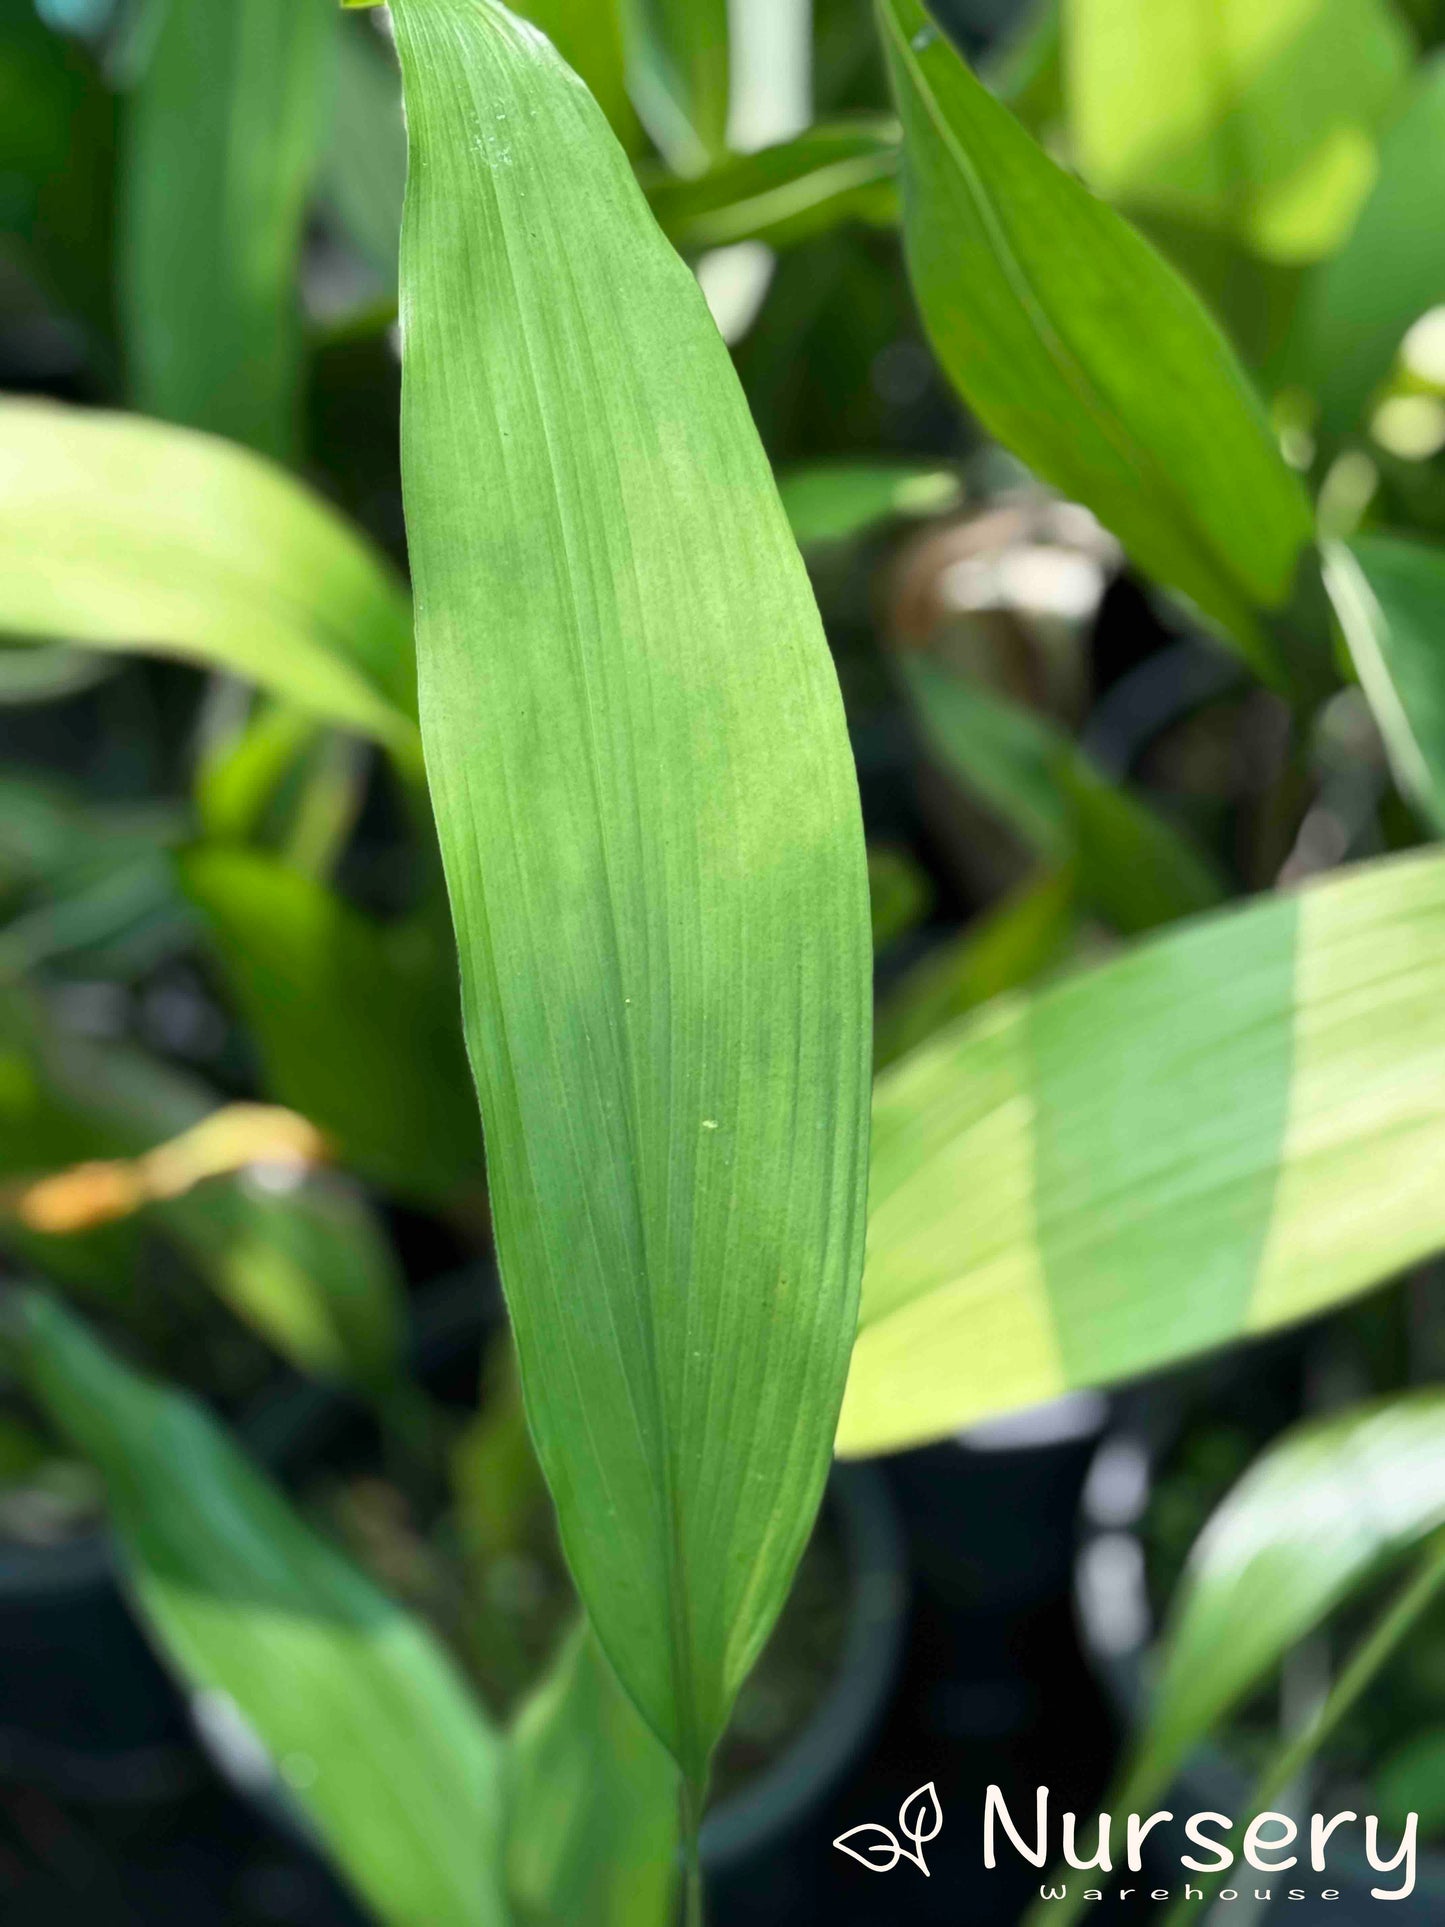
left=180, top=849, right=481, bottom=1204
left=20, top=1293, right=507, bottom=1927
left=1325, top=536, right=1445, bottom=835
left=624, top=0, right=730, bottom=173
left=873, top=866, right=1077, bottom=1070
left=123, top=0, right=336, bottom=458
left=1120, top=1391, right=1445, bottom=1806
left=876, top=0, right=1316, bottom=681
left=778, top=459, right=961, bottom=549
left=391, top=0, right=872, bottom=1781
left=1292, top=56, right=1445, bottom=440
left=839, top=848, right=1445, bottom=1454
left=321, top=11, right=407, bottom=282
left=645, top=119, right=901, bottom=252
left=521, top=0, right=636, bottom=147
left=508, top=1623, right=679, bottom=1927
left=0, top=402, right=419, bottom=761
left=906, top=657, right=1225, bottom=933
left=166, top=1173, right=406, bottom=1396
left=1065, top=0, right=1412, bottom=265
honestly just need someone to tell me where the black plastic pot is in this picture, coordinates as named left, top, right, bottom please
left=1075, top=1417, right=1445, bottom=1920
left=226, top=1274, right=910, bottom=1888
left=0, top=1514, right=199, bottom=1808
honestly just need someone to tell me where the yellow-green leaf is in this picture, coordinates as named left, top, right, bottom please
left=840, top=849, right=1445, bottom=1454
left=1065, top=0, right=1412, bottom=265
left=0, top=402, right=418, bottom=761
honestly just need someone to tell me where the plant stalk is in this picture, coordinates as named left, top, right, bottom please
left=680, top=1779, right=705, bottom=1927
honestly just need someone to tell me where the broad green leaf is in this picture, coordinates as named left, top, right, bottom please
left=392, top=0, right=871, bottom=1780
left=322, top=11, right=407, bottom=282
left=1325, top=536, right=1445, bottom=835
left=906, top=657, right=1225, bottom=933
left=839, top=848, right=1445, bottom=1454
left=508, top=1623, right=679, bottom=1927
left=0, top=402, right=419, bottom=761
left=646, top=119, right=901, bottom=252
left=778, top=459, right=961, bottom=549
left=20, top=1294, right=507, bottom=1927
left=180, top=849, right=480, bottom=1204
left=1119, top=1392, right=1445, bottom=1806
left=876, top=0, right=1316, bottom=682
left=1292, top=57, right=1445, bottom=440
left=1065, top=0, right=1412, bottom=265
left=987, top=0, right=1064, bottom=139
left=624, top=0, right=730, bottom=173
left=873, top=867, right=1077, bottom=1070
left=123, top=0, right=336, bottom=458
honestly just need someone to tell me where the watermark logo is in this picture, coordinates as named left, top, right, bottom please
left=834, top=1783, right=943, bottom=1876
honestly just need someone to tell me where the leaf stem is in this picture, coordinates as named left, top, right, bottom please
left=680, top=1780, right=706, bottom=1927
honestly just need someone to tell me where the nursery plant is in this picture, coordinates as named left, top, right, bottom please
left=4, top=0, right=1445, bottom=1922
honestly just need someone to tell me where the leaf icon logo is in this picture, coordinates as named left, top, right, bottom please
left=833, top=1783, right=942, bottom=1875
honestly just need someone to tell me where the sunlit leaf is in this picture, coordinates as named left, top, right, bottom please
left=181, top=849, right=480, bottom=1204
left=123, top=0, right=336, bottom=458
left=1118, top=1392, right=1445, bottom=1806
left=507, top=1623, right=679, bottom=1926
left=840, top=849, right=1445, bottom=1453
left=392, top=0, right=871, bottom=1781
left=0, top=402, right=419, bottom=762
left=21, top=1294, right=506, bottom=1927
left=876, top=0, right=1316, bottom=682
left=1325, top=536, right=1445, bottom=835
left=1065, top=0, right=1411, bottom=264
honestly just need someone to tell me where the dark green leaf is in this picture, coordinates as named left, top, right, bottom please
left=877, top=0, right=1316, bottom=679
left=123, top=0, right=336, bottom=458
left=906, top=657, right=1225, bottom=932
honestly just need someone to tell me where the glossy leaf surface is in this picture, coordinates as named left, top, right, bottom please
left=392, top=0, right=871, bottom=1779
left=877, top=0, right=1315, bottom=678
left=841, top=850, right=1445, bottom=1453
left=123, top=0, right=335, bottom=457
left=22, top=1295, right=506, bottom=1927
left=1124, top=1392, right=1445, bottom=1802
left=1325, top=536, right=1445, bottom=835
left=0, top=403, right=418, bottom=759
